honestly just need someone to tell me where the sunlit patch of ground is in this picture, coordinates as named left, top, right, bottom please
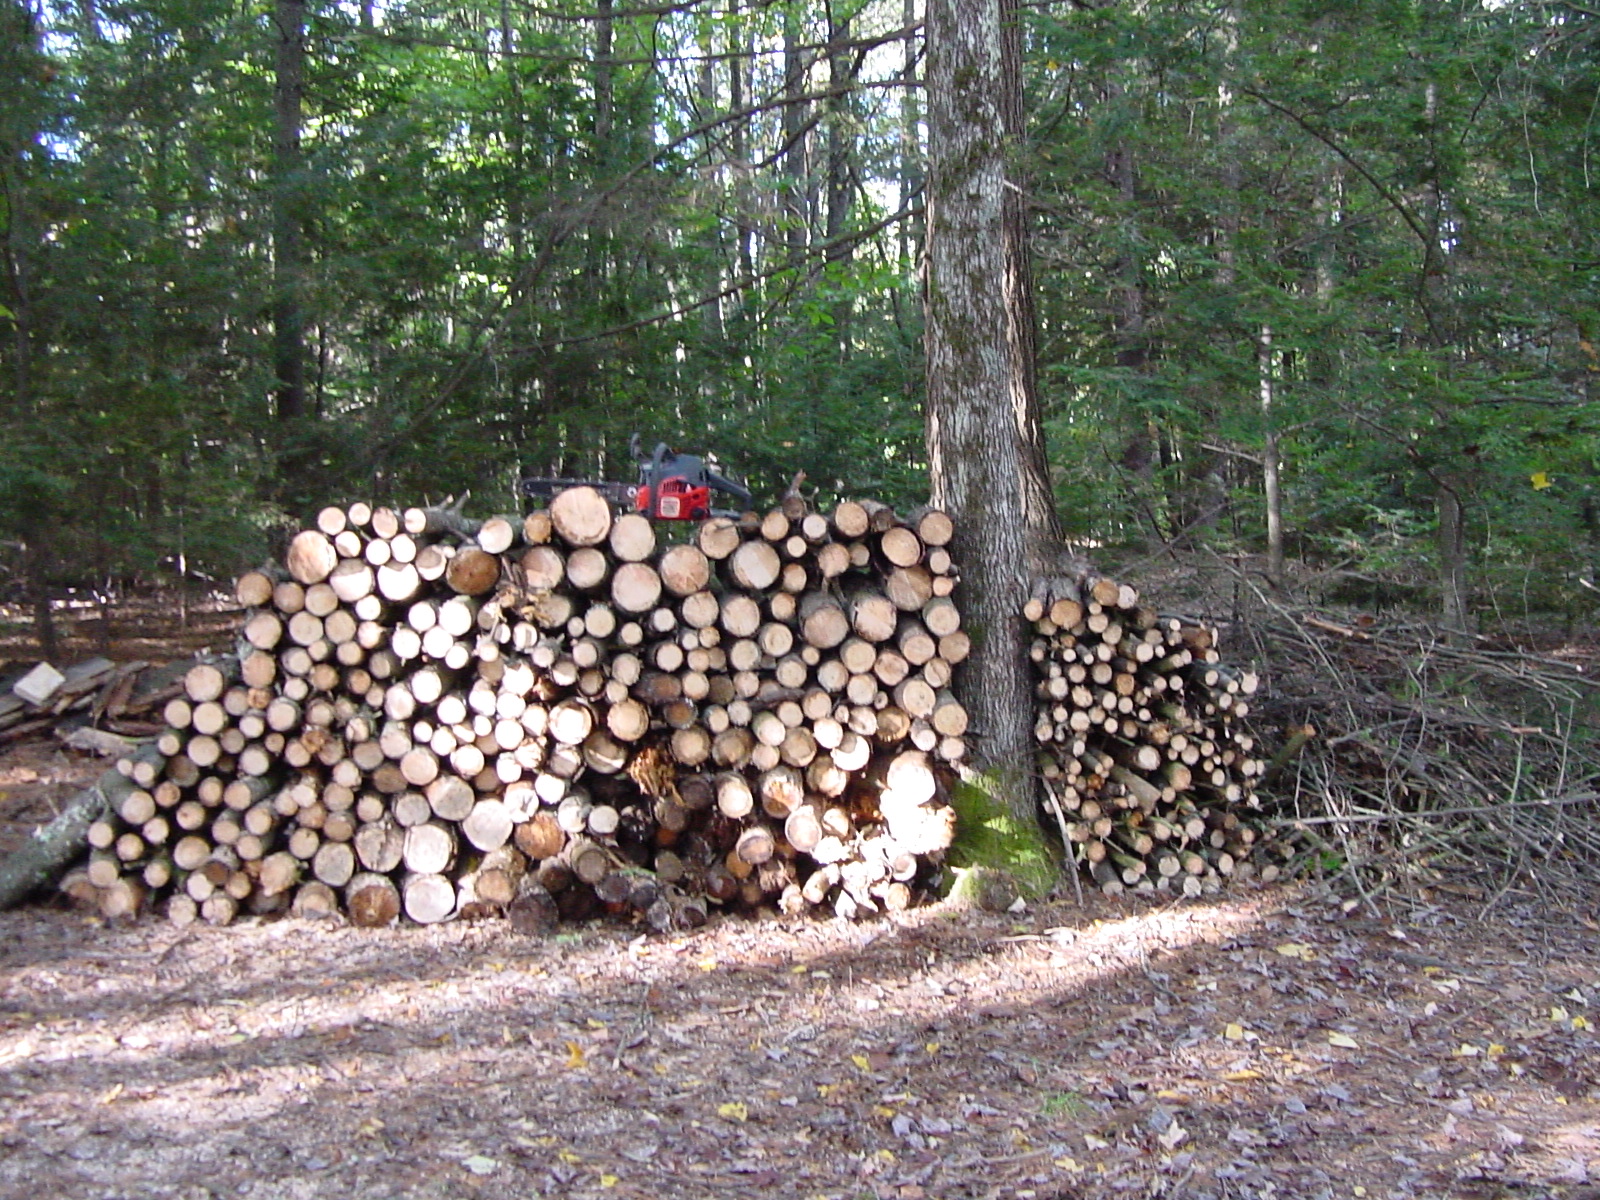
left=0, top=885, right=1594, bottom=1200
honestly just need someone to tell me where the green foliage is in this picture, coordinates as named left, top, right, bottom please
left=1040, top=1091, right=1091, bottom=1119
left=0, top=0, right=1596, bottom=632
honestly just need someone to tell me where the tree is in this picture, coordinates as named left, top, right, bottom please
left=923, top=0, right=1060, bottom=854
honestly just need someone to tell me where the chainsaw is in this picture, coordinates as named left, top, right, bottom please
left=521, top=434, right=753, bottom=521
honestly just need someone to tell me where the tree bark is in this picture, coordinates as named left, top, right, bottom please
left=998, top=0, right=1060, bottom=544
left=1258, top=325, right=1284, bottom=583
left=923, top=0, right=1049, bottom=827
left=272, top=0, right=307, bottom=426
left=1437, top=480, right=1471, bottom=634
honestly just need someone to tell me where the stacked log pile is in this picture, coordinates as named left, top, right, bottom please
left=63, top=490, right=968, bottom=928
left=1026, top=579, right=1279, bottom=897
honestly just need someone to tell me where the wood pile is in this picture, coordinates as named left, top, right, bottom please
left=1026, top=578, right=1278, bottom=897
left=0, top=657, right=186, bottom=747
left=62, top=490, right=968, bottom=928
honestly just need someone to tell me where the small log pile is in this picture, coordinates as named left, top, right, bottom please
left=1026, top=578, right=1279, bottom=897
left=0, top=658, right=186, bottom=746
left=62, top=490, right=968, bottom=928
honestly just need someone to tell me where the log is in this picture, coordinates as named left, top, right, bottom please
left=799, top=592, right=850, bottom=649
left=728, top=540, right=781, bottom=591
left=376, top=561, right=422, bottom=603
left=312, top=841, right=356, bottom=888
left=832, top=500, right=870, bottom=538
left=608, top=512, right=656, bottom=562
left=286, top=530, right=338, bottom=585
left=2, top=743, right=160, bottom=911
left=354, top=818, right=405, bottom=873
left=879, top=525, right=924, bottom=568
left=404, top=496, right=479, bottom=540
left=908, top=506, right=955, bottom=547
left=611, top=562, right=663, bottom=614
left=446, top=548, right=500, bottom=596
left=236, top=569, right=277, bottom=608
left=697, top=517, right=742, bottom=560
left=659, top=544, right=711, bottom=596
left=462, top=799, right=513, bottom=852
left=520, top=545, right=566, bottom=591
left=403, top=873, right=456, bottom=923
left=549, top=487, right=613, bottom=547
left=477, top=515, right=521, bottom=555
left=849, top=589, right=898, bottom=643
left=346, top=872, right=401, bottom=927
left=403, top=821, right=456, bottom=874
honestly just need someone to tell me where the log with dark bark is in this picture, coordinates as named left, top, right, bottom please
left=0, top=742, right=162, bottom=910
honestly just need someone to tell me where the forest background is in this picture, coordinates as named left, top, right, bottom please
left=3, top=0, right=1598, bottom=641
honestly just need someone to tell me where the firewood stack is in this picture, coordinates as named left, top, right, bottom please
left=62, top=489, right=968, bottom=928
left=1026, top=578, right=1279, bottom=897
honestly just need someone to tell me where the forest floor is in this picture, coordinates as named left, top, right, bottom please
left=0, top=585, right=1597, bottom=1199
left=0, top=882, right=1597, bottom=1200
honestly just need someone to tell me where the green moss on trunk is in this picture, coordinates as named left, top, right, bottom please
left=940, top=770, right=1058, bottom=909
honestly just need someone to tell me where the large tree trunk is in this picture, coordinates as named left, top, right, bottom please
left=924, top=0, right=1052, bottom=828
left=999, top=0, right=1060, bottom=545
left=1438, top=480, right=1471, bottom=634
left=780, top=8, right=809, bottom=264
left=594, top=0, right=613, bottom=149
left=1258, top=326, right=1284, bottom=583
left=272, top=0, right=307, bottom=426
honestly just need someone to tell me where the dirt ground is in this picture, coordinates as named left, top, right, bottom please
left=0, top=866, right=1596, bottom=1200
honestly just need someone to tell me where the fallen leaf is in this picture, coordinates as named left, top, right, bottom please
left=461, top=1155, right=499, bottom=1176
left=697, top=958, right=718, bottom=972
left=1327, top=1032, right=1359, bottom=1050
left=97, top=1083, right=124, bottom=1105
left=357, top=1118, right=384, bottom=1137
left=1274, top=943, right=1316, bottom=960
left=1222, top=1069, right=1263, bottom=1082
left=558, top=1148, right=582, bottom=1165
left=1550, top=1006, right=1570, bottom=1022
left=1224, top=1023, right=1253, bottom=1042
left=565, top=1041, right=587, bottom=1069
left=1084, top=1133, right=1111, bottom=1150
left=717, top=1101, right=748, bottom=1123
left=1455, top=1044, right=1481, bottom=1057
left=851, top=1053, right=872, bottom=1071
left=1573, top=1015, right=1591, bottom=1031
left=1158, top=1120, right=1187, bottom=1150
left=599, top=1173, right=619, bottom=1188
